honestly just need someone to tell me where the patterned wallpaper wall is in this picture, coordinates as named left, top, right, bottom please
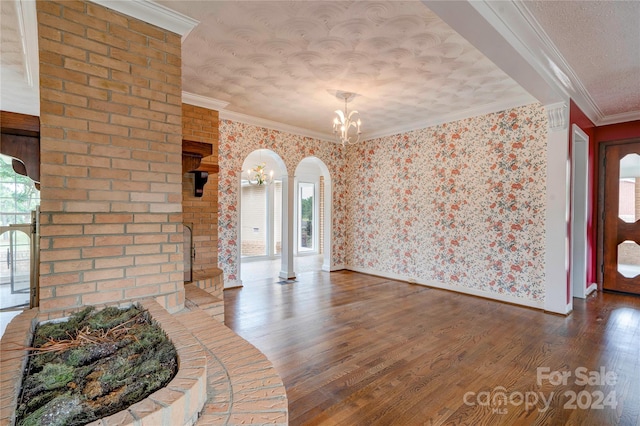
left=219, top=103, right=548, bottom=304
left=345, top=103, right=549, bottom=303
left=218, top=120, right=347, bottom=286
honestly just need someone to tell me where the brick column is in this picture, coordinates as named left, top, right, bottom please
left=37, top=1, right=185, bottom=314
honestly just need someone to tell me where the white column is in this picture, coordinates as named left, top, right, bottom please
left=280, top=175, right=296, bottom=280
left=544, top=101, right=572, bottom=314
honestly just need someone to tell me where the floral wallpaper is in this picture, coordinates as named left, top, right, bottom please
left=345, top=104, right=548, bottom=302
left=218, top=103, right=548, bottom=304
left=218, top=120, right=347, bottom=286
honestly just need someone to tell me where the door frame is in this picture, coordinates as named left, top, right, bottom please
left=570, top=125, right=591, bottom=298
left=596, top=137, right=640, bottom=288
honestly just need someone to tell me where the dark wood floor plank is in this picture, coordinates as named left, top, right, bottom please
left=224, top=270, right=640, bottom=425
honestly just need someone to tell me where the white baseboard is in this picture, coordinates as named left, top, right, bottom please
left=345, top=265, right=545, bottom=310
left=586, top=282, right=598, bottom=296
left=224, top=280, right=242, bottom=289
left=327, top=264, right=346, bottom=271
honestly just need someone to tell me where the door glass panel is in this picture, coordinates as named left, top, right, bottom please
left=241, top=183, right=267, bottom=257
left=1, top=154, right=39, bottom=314
left=618, top=241, right=640, bottom=279
left=299, top=182, right=314, bottom=251
left=619, top=154, right=639, bottom=223
left=0, top=230, right=31, bottom=308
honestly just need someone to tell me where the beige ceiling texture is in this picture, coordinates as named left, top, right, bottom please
left=1, top=1, right=638, bottom=137
left=160, top=0, right=534, bottom=139
left=523, top=0, right=640, bottom=119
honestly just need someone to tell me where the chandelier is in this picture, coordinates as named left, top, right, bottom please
left=246, top=162, right=273, bottom=185
left=333, top=92, right=362, bottom=146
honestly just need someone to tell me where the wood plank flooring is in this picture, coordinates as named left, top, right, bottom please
left=224, top=270, right=640, bottom=425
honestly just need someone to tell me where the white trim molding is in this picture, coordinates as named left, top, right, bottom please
left=16, top=0, right=39, bottom=88
left=467, top=0, right=637, bottom=126
left=346, top=265, right=545, bottom=311
left=545, top=102, right=568, bottom=132
left=89, top=0, right=199, bottom=41
left=220, top=109, right=335, bottom=142
left=364, top=94, right=536, bottom=140
left=182, top=92, right=229, bottom=111
left=597, top=110, right=640, bottom=127
left=183, top=92, right=333, bottom=141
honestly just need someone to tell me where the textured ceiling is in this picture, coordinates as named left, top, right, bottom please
left=1, top=1, right=638, bottom=134
left=523, top=0, right=640, bottom=118
left=158, top=0, right=534, bottom=139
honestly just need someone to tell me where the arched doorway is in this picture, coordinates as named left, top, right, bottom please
left=238, top=153, right=333, bottom=284
left=239, top=150, right=287, bottom=282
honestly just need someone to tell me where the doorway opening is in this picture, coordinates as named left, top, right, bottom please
left=0, top=154, right=40, bottom=337
left=239, top=150, right=286, bottom=283
left=570, top=125, right=593, bottom=298
left=239, top=155, right=333, bottom=284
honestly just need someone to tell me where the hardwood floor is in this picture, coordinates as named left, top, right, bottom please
left=224, top=270, right=640, bottom=425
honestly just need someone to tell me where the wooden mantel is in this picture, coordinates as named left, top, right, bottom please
left=182, top=139, right=219, bottom=197
left=0, top=111, right=41, bottom=185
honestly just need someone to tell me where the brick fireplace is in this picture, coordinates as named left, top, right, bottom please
left=36, top=0, right=186, bottom=315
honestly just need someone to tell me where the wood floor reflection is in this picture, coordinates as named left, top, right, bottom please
left=224, top=270, right=640, bottom=425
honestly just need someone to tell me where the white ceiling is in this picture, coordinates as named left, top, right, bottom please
left=1, top=0, right=638, bottom=139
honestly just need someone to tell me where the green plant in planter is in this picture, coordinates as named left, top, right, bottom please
left=15, top=305, right=178, bottom=426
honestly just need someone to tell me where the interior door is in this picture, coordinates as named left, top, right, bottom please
left=602, top=140, right=640, bottom=293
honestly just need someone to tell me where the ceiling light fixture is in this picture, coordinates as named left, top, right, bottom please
left=246, top=163, right=273, bottom=186
left=333, top=91, right=362, bottom=146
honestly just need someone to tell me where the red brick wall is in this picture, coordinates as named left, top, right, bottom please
left=182, top=104, right=219, bottom=275
left=37, top=1, right=185, bottom=313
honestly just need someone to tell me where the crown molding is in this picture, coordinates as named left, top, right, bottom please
left=182, top=92, right=334, bottom=141
left=464, top=1, right=569, bottom=100
left=502, top=1, right=602, bottom=122
left=219, top=94, right=539, bottom=143
left=362, top=94, right=536, bottom=140
left=182, top=92, right=230, bottom=111
left=89, top=0, right=199, bottom=41
left=472, top=0, right=636, bottom=127
left=219, top=110, right=335, bottom=142
left=16, top=0, right=39, bottom=88
left=595, top=110, right=640, bottom=127
left=0, top=0, right=40, bottom=115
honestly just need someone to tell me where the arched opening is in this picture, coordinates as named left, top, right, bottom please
left=238, top=154, right=333, bottom=284
left=239, top=150, right=287, bottom=283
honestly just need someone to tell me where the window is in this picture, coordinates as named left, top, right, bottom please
left=298, top=182, right=315, bottom=252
